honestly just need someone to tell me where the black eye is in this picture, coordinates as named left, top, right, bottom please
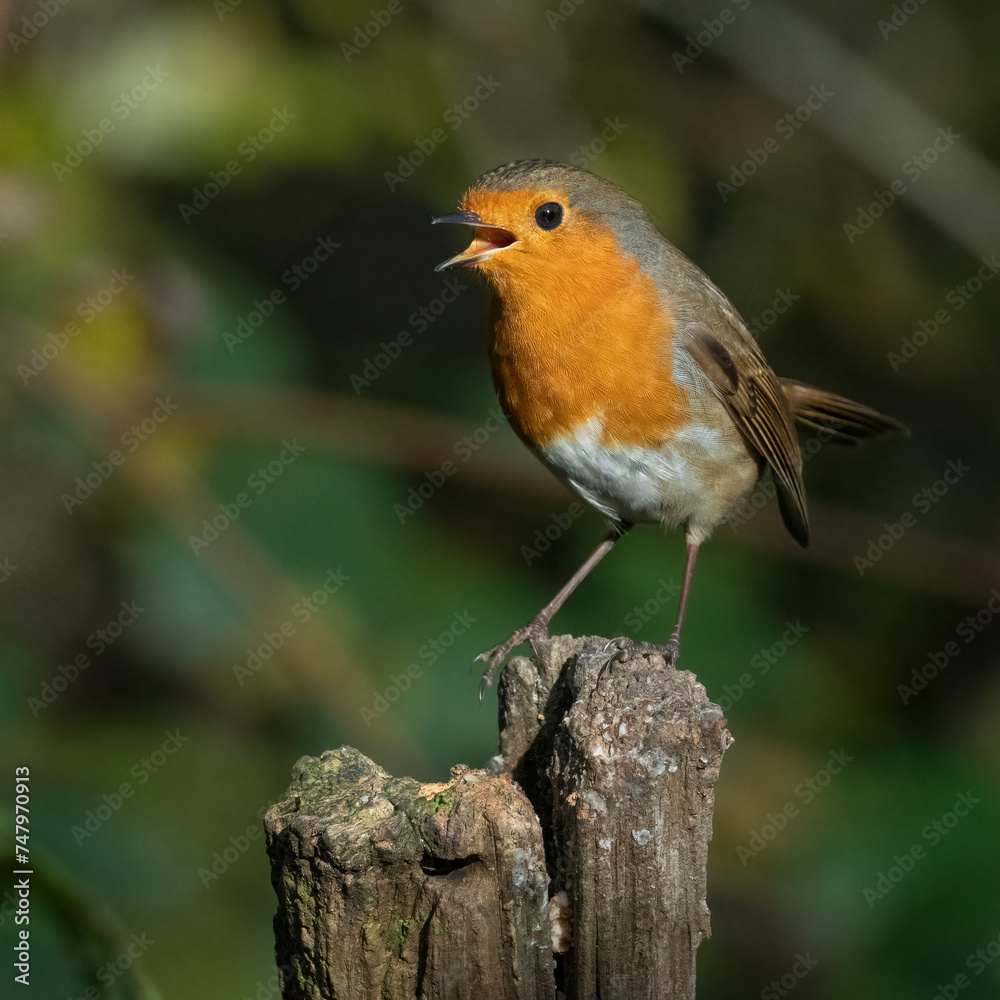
left=534, top=202, right=564, bottom=230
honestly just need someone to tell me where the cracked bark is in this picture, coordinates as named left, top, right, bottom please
left=265, top=634, right=732, bottom=999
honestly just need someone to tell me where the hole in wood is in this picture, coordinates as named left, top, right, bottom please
left=420, top=853, right=480, bottom=877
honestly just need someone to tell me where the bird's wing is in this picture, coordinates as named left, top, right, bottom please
left=681, top=322, right=809, bottom=547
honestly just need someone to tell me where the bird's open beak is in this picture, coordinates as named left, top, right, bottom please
left=432, top=210, right=516, bottom=271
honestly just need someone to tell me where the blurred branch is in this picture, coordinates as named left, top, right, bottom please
left=185, top=383, right=549, bottom=496
left=642, top=0, right=1000, bottom=260
left=182, top=384, right=999, bottom=606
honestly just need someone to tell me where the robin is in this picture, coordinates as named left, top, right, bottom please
left=432, top=159, right=904, bottom=685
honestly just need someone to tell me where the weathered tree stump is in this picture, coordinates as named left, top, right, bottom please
left=265, top=635, right=732, bottom=999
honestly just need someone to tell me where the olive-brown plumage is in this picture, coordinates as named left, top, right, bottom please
left=433, top=159, right=904, bottom=681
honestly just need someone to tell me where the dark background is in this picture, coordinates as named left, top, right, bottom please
left=2, top=1, right=999, bottom=998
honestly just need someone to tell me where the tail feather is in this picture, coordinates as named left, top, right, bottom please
left=780, top=378, right=907, bottom=443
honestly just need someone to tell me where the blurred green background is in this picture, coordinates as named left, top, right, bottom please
left=2, top=1, right=998, bottom=998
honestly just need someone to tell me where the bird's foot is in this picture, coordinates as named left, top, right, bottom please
left=594, top=636, right=678, bottom=691
left=603, top=635, right=679, bottom=668
left=476, top=620, right=550, bottom=698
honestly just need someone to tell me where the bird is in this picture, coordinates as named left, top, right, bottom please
left=432, top=159, right=905, bottom=686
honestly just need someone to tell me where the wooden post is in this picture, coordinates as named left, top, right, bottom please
left=265, top=635, right=732, bottom=999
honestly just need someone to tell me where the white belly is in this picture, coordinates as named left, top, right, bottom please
left=536, top=416, right=759, bottom=541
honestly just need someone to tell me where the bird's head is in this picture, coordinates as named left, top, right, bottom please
left=432, top=159, right=658, bottom=295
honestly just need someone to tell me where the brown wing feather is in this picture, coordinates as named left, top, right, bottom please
left=683, top=324, right=809, bottom=547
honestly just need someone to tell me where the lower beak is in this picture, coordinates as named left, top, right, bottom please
left=432, top=211, right=516, bottom=271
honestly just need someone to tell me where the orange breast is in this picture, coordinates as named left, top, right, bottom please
left=485, top=217, right=689, bottom=450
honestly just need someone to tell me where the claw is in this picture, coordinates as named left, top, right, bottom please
left=601, top=636, right=677, bottom=673
left=475, top=619, right=553, bottom=698
left=475, top=627, right=531, bottom=697
left=593, top=636, right=676, bottom=693
left=475, top=643, right=508, bottom=702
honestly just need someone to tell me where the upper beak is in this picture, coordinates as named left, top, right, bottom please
left=432, top=210, right=516, bottom=271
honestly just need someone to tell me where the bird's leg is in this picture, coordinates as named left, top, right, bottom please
left=477, top=526, right=629, bottom=692
left=606, top=537, right=701, bottom=667
left=663, top=538, right=700, bottom=663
